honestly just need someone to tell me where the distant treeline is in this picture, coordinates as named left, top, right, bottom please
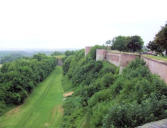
left=0, top=50, right=62, bottom=64
left=62, top=46, right=167, bottom=128
left=51, top=50, right=75, bottom=57
left=0, top=54, right=57, bottom=115
left=0, top=54, right=24, bottom=64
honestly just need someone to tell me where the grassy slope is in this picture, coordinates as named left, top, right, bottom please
left=143, top=55, right=167, bottom=62
left=0, top=66, right=64, bottom=128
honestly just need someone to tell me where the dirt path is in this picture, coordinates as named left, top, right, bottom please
left=63, top=91, right=73, bottom=97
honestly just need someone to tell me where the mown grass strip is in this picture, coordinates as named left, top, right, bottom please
left=0, top=66, right=64, bottom=128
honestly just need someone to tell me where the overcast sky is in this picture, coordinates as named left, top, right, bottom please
left=0, top=0, right=167, bottom=50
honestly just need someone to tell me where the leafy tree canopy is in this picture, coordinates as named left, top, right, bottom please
left=112, top=36, right=129, bottom=51
left=33, top=53, right=47, bottom=61
left=65, top=50, right=75, bottom=56
left=0, top=53, right=57, bottom=115
left=112, top=35, right=144, bottom=52
left=147, top=41, right=164, bottom=55
left=127, top=35, right=144, bottom=52
left=51, top=51, right=63, bottom=56
left=155, top=24, right=167, bottom=55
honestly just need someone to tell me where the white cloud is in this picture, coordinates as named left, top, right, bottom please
left=0, top=0, right=166, bottom=49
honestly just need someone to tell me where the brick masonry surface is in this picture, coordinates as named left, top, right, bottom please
left=85, top=47, right=92, bottom=56
left=95, top=49, right=167, bottom=84
left=142, top=56, right=167, bottom=84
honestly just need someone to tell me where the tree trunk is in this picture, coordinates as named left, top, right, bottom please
left=166, top=49, right=167, bottom=56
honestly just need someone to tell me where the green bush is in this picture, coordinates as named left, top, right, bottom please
left=103, top=97, right=167, bottom=128
left=102, top=59, right=167, bottom=127
left=0, top=54, right=57, bottom=114
left=62, top=46, right=167, bottom=128
left=88, top=89, right=112, bottom=107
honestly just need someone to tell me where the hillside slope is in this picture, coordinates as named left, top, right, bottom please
left=62, top=47, right=167, bottom=128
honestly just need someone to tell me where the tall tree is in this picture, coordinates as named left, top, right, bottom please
left=112, top=36, right=129, bottom=51
left=127, top=35, right=144, bottom=52
left=155, top=24, right=167, bottom=55
left=147, top=41, right=164, bottom=55
left=112, top=35, right=144, bottom=52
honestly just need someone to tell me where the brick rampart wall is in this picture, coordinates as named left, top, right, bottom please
left=106, top=51, right=121, bottom=67
left=94, top=48, right=167, bottom=84
left=96, top=49, right=107, bottom=61
left=96, top=49, right=139, bottom=67
left=142, top=56, right=167, bottom=83
left=85, top=47, right=92, bottom=56
left=120, top=53, right=139, bottom=67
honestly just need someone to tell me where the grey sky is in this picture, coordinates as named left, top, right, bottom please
left=0, top=0, right=166, bottom=50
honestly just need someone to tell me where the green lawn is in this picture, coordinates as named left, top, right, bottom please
left=143, top=55, right=167, bottom=62
left=0, top=66, right=64, bottom=128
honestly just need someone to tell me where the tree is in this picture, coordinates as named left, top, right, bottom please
left=105, top=40, right=112, bottom=50
left=147, top=41, right=164, bottom=55
left=33, top=53, right=47, bottom=61
left=65, top=51, right=75, bottom=56
left=0, top=54, right=57, bottom=109
left=112, top=36, right=129, bottom=51
left=112, top=35, right=144, bottom=52
left=155, top=24, right=167, bottom=55
left=51, top=51, right=63, bottom=56
left=127, top=35, right=144, bottom=52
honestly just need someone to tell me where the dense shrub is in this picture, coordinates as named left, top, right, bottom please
left=103, top=97, right=167, bottom=128
left=102, top=59, right=167, bottom=127
left=63, top=56, right=74, bottom=75
left=62, top=46, right=119, bottom=128
left=62, top=46, right=167, bottom=128
left=0, top=54, right=57, bottom=115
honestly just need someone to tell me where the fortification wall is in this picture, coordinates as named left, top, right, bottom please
left=120, top=53, right=139, bottom=67
left=85, top=47, right=92, bottom=56
left=96, top=49, right=107, bottom=61
left=94, top=48, right=167, bottom=84
left=106, top=51, right=121, bottom=67
left=142, top=56, right=167, bottom=83
left=85, top=47, right=167, bottom=83
left=57, top=58, right=63, bottom=66
left=96, top=49, right=139, bottom=68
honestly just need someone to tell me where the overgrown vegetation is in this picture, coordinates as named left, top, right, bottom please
left=0, top=53, right=57, bottom=115
left=0, top=67, right=64, bottom=128
left=62, top=46, right=167, bottom=128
